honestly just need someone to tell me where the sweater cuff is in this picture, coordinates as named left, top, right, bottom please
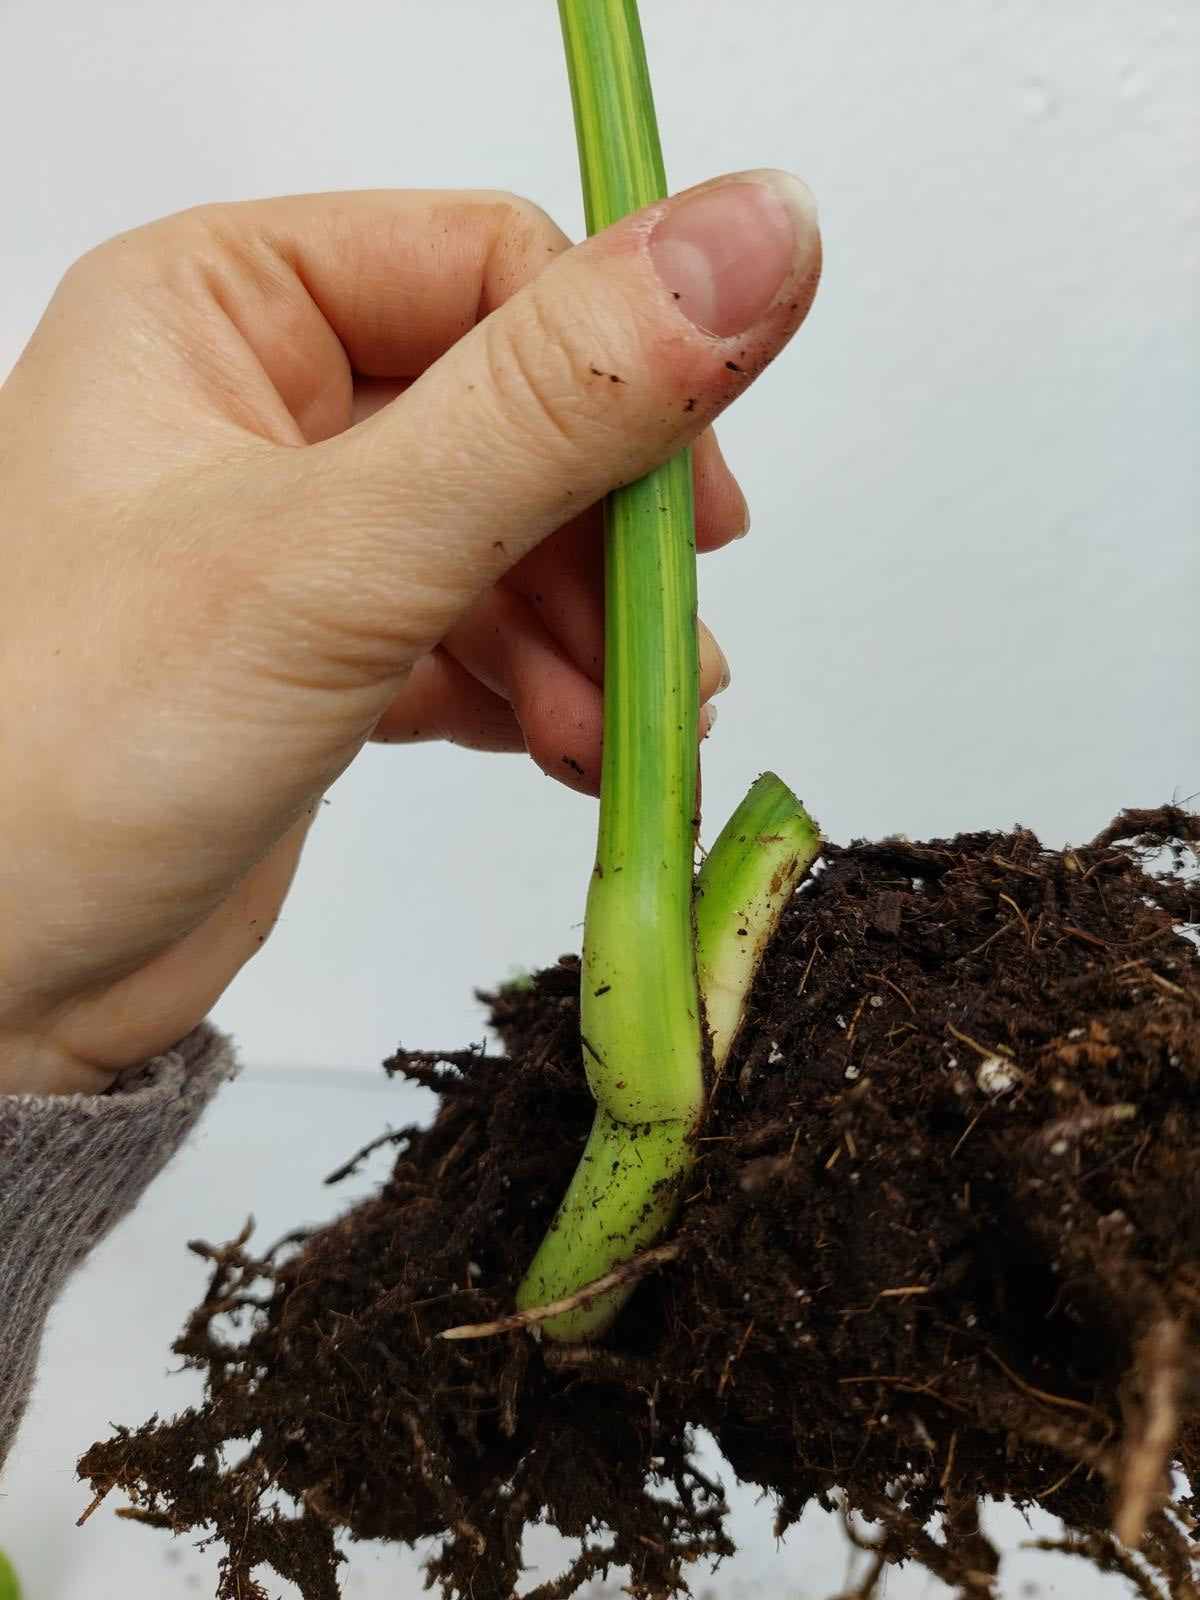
left=0, top=1024, right=236, bottom=1464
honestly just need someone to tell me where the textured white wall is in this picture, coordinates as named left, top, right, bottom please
left=2, top=0, right=1197, bottom=1072
left=1, top=2, right=1197, bottom=1596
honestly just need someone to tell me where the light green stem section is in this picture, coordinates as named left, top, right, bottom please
left=517, top=3, right=823, bottom=1344
left=557, top=0, right=669, bottom=238
left=696, top=773, right=822, bottom=1074
left=521, top=775, right=820, bottom=1340
left=516, top=0, right=700, bottom=1338
left=517, top=1110, right=690, bottom=1340
left=563, top=0, right=702, bottom=1130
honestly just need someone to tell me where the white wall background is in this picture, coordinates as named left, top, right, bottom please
left=1, top=1, right=1197, bottom=1596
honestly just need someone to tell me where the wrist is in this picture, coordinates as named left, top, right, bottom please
left=0, top=1030, right=119, bottom=1097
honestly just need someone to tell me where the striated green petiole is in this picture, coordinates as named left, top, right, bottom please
left=695, top=773, right=822, bottom=1078
left=515, top=2, right=820, bottom=1343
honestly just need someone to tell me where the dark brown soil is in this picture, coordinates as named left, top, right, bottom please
left=80, top=807, right=1200, bottom=1600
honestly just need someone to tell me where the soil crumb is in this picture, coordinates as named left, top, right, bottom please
left=81, top=807, right=1200, bottom=1600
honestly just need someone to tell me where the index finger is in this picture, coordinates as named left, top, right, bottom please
left=54, top=189, right=576, bottom=449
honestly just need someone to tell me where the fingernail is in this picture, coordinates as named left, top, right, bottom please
left=734, top=501, right=751, bottom=540
left=699, top=620, right=732, bottom=693
left=702, top=701, right=718, bottom=737
left=649, top=172, right=817, bottom=338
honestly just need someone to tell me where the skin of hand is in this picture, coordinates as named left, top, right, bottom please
left=0, top=171, right=821, bottom=1095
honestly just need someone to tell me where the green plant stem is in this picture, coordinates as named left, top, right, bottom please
left=520, top=774, right=819, bottom=1340
left=516, top=3, right=821, bottom=1344
left=561, top=0, right=702, bottom=1130
left=0, top=1549, right=21, bottom=1600
left=695, top=773, right=822, bottom=1074
left=515, top=0, right=702, bottom=1338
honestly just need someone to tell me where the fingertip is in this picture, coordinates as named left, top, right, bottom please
left=524, top=730, right=602, bottom=796
left=693, top=429, right=750, bottom=552
left=371, top=650, right=525, bottom=752
left=698, top=619, right=731, bottom=701
left=506, top=654, right=605, bottom=796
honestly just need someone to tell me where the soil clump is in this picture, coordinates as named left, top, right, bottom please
left=81, top=807, right=1200, bottom=1600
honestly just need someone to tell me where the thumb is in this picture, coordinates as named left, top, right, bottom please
left=275, top=170, right=820, bottom=668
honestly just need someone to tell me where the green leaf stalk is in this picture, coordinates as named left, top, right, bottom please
left=516, top=1, right=820, bottom=1342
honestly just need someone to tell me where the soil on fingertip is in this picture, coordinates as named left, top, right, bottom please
left=80, top=806, right=1200, bottom=1600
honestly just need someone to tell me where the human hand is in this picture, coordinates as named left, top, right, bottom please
left=0, top=173, right=820, bottom=1093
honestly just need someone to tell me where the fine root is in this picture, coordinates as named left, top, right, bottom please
left=438, top=1240, right=683, bottom=1341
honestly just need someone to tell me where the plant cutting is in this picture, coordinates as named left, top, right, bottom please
left=510, top=0, right=820, bottom=1344
left=78, top=6, right=1200, bottom=1600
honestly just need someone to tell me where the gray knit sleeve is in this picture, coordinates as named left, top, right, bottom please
left=0, top=1024, right=236, bottom=1467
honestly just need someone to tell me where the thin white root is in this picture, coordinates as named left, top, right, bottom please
left=439, top=1239, right=683, bottom=1341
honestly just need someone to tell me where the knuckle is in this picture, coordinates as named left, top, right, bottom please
left=60, top=206, right=237, bottom=314
left=472, top=191, right=572, bottom=315
left=71, top=206, right=215, bottom=276
left=476, top=190, right=568, bottom=251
